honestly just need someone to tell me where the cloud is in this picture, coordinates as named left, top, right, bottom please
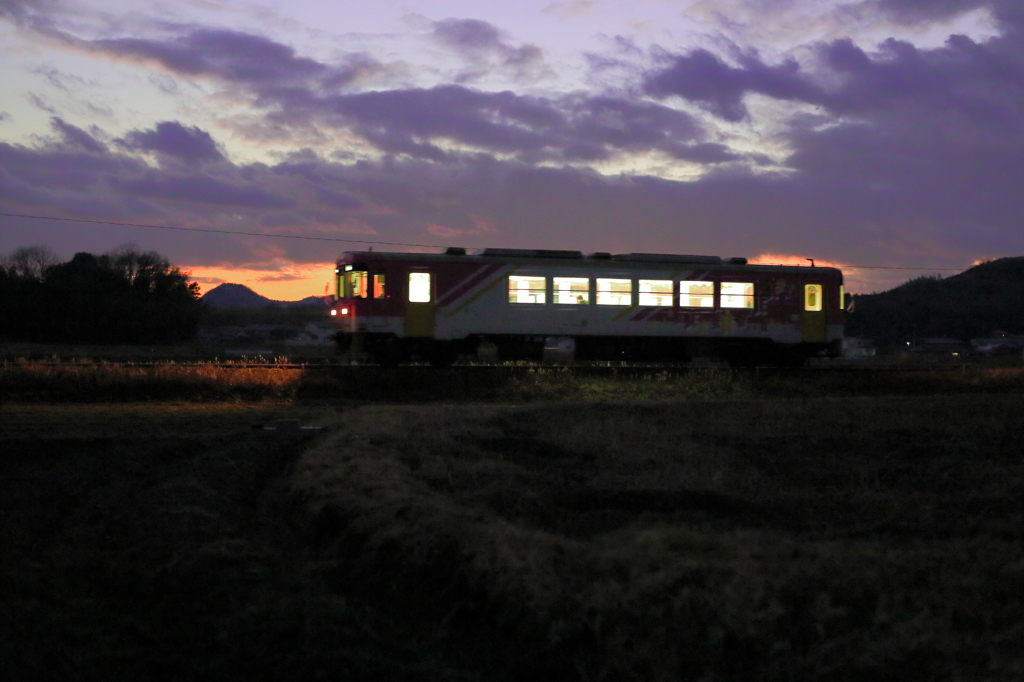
left=542, top=2, right=599, bottom=19
left=115, top=171, right=295, bottom=209
left=118, top=121, right=225, bottom=165
left=93, top=28, right=324, bottom=86
left=644, top=21, right=1024, bottom=131
left=85, top=27, right=386, bottom=98
left=431, top=18, right=547, bottom=82
left=257, top=272, right=306, bottom=282
left=0, top=0, right=58, bottom=29
left=867, top=0, right=993, bottom=24
left=50, top=117, right=106, bottom=154
left=22, top=23, right=725, bottom=166
left=264, top=84, right=718, bottom=164
left=27, top=92, right=57, bottom=114
left=644, top=48, right=821, bottom=121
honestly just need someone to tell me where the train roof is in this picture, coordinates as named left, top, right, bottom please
left=338, top=248, right=843, bottom=275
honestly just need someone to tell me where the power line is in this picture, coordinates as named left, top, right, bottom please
left=0, top=211, right=443, bottom=249
left=0, top=211, right=970, bottom=271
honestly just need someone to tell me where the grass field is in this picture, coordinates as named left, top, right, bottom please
left=2, top=363, right=1023, bottom=680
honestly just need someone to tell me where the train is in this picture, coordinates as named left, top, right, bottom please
left=330, top=247, right=847, bottom=367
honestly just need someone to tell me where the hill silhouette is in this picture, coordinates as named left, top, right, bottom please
left=848, top=257, right=1024, bottom=346
left=202, top=283, right=324, bottom=308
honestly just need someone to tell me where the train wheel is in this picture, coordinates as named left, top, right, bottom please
left=724, top=348, right=758, bottom=369
left=371, top=341, right=403, bottom=367
left=777, top=353, right=806, bottom=369
left=427, top=343, right=459, bottom=368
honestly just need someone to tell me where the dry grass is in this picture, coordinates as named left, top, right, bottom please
left=5, top=365, right=1024, bottom=680
left=0, top=358, right=303, bottom=402
left=294, top=396, right=1024, bottom=681
left=0, top=402, right=328, bottom=437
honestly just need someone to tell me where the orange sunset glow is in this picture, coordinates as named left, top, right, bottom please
left=185, top=262, right=337, bottom=302
left=749, top=254, right=919, bottom=294
left=185, top=254, right=938, bottom=301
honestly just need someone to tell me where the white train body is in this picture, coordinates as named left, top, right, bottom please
left=331, top=248, right=845, bottom=366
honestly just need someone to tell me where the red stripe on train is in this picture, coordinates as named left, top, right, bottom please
left=438, top=263, right=503, bottom=307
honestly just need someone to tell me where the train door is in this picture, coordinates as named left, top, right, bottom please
left=801, top=283, right=826, bottom=343
left=404, top=271, right=435, bottom=337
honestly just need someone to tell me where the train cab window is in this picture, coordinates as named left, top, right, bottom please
left=679, top=281, right=714, bottom=308
left=553, top=277, right=589, bottom=304
left=347, top=270, right=368, bottom=299
left=372, top=274, right=386, bottom=299
left=509, top=275, right=547, bottom=304
left=804, top=284, right=822, bottom=311
left=720, top=282, right=754, bottom=309
left=639, top=280, right=672, bottom=306
left=596, top=278, right=632, bottom=306
left=408, top=272, right=431, bottom=302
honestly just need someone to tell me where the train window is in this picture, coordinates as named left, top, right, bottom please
left=347, top=270, right=368, bottom=298
left=553, top=277, right=589, bottom=304
left=408, top=272, right=431, bottom=303
left=720, top=282, right=754, bottom=308
left=639, top=280, right=672, bottom=306
left=804, top=284, right=822, bottom=311
left=679, top=281, right=714, bottom=308
left=509, top=275, right=547, bottom=304
left=596, top=278, right=632, bottom=306
left=373, top=274, right=386, bottom=299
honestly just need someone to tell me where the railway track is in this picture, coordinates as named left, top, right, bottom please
left=4, top=359, right=1018, bottom=376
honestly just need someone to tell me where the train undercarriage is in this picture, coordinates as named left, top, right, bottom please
left=336, top=332, right=841, bottom=368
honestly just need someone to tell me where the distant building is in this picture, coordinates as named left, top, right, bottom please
left=283, top=323, right=336, bottom=347
left=842, top=337, right=876, bottom=359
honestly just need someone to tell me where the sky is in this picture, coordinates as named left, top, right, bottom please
left=1, top=0, right=1022, bottom=299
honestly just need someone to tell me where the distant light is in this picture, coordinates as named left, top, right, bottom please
left=344, top=265, right=353, bottom=271
left=341, top=307, right=349, bottom=315
left=330, top=309, right=338, bottom=316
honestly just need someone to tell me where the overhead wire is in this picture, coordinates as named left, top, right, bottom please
left=0, top=211, right=970, bottom=271
left=0, top=211, right=442, bottom=249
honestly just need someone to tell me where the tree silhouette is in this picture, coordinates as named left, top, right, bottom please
left=0, top=245, right=202, bottom=344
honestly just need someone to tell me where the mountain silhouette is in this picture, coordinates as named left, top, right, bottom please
left=201, top=283, right=325, bottom=308
left=848, top=257, right=1024, bottom=345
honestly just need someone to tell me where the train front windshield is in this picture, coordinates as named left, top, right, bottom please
left=347, top=270, right=368, bottom=298
left=338, top=264, right=368, bottom=299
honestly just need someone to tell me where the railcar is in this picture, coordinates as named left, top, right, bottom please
left=330, top=248, right=846, bottom=367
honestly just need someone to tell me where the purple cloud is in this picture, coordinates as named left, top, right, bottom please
left=0, top=0, right=53, bottom=27
left=93, top=29, right=323, bottom=85
left=50, top=117, right=106, bottom=154
left=645, top=19, right=1024, bottom=130
left=119, top=121, right=224, bottom=165
left=431, top=18, right=546, bottom=81
left=644, top=48, right=821, bottom=121
left=869, top=0, right=994, bottom=24
left=433, top=18, right=505, bottom=53
left=58, top=26, right=727, bottom=165
left=115, top=171, right=294, bottom=209
left=88, top=27, right=383, bottom=96
left=267, top=85, right=717, bottom=163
